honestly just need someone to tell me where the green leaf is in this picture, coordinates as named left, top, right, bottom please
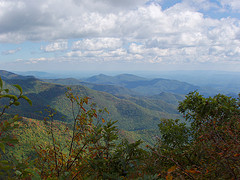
left=0, top=77, right=3, bottom=89
left=24, top=168, right=41, bottom=179
left=4, top=89, right=9, bottom=93
left=0, top=160, right=9, bottom=164
left=1, top=94, right=18, bottom=101
left=0, top=164, right=11, bottom=170
left=13, top=101, right=21, bottom=106
left=21, top=95, right=32, bottom=106
left=12, top=114, right=20, bottom=121
left=0, top=77, right=2, bottom=89
left=15, top=170, right=22, bottom=176
left=0, top=143, right=5, bottom=153
left=13, top=84, right=23, bottom=94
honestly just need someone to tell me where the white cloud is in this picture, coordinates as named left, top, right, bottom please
left=181, top=0, right=219, bottom=11
left=220, top=0, right=240, bottom=12
left=66, top=45, right=127, bottom=62
left=129, top=43, right=145, bottom=54
left=208, top=18, right=240, bottom=46
left=0, top=0, right=240, bottom=68
left=72, top=38, right=122, bottom=51
left=72, top=0, right=148, bottom=13
left=2, top=48, right=21, bottom=55
left=28, top=57, right=59, bottom=64
left=41, top=40, right=68, bottom=52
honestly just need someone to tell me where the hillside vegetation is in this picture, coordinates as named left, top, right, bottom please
left=44, top=73, right=199, bottom=96
left=0, top=75, right=239, bottom=179
left=1, top=71, right=182, bottom=131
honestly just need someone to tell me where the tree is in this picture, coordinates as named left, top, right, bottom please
left=0, top=77, right=35, bottom=178
left=178, top=91, right=240, bottom=179
left=148, top=91, right=240, bottom=179
left=34, top=88, right=146, bottom=179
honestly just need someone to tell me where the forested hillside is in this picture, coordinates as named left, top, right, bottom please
left=1, top=71, right=182, bottom=131
left=44, top=73, right=199, bottom=96
left=0, top=71, right=239, bottom=179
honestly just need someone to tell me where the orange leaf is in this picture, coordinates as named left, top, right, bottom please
left=185, top=168, right=201, bottom=174
left=102, top=118, right=105, bottom=123
left=168, top=165, right=177, bottom=173
left=166, top=174, right=173, bottom=180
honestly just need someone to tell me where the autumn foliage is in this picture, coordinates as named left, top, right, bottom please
left=147, top=92, right=240, bottom=179
left=0, top=77, right=240, bottom=179
left=34, top=88, right=147, bottom=179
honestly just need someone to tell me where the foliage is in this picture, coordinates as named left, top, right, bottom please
left=1, top=73, right=240, bottom=179
left=158, top=118, right=191, bottom=150
left=34, top=88, right=146, bottom=179
left=148, top=91, right=240, bottom=179
left=0, top=76, right=35, bottom=178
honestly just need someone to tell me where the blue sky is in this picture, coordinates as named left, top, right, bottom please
left=0, top=0, right=240, bottom=72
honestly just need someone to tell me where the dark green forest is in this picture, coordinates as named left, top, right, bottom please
left=0, top=72, right=240, bottom=179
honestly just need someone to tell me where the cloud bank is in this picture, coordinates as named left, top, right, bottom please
left=0, top=0, right=239, bottom=69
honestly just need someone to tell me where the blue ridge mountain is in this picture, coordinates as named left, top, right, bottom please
left=0, top=70, right=35, bottom=80
left=0, top=70, right=181, bottom=132
left=84, top=74, right=199, bottom=96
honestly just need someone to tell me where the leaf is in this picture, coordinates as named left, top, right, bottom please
left=102, top=118, right=105, bottom=123
left=0, top=77, right=2, bottom=89
left=13, top=101, right=20, bottom=106
left=166, top=174, right=173, bottom=180
left=7, top=143, right=14, bottom=147
left=0, top=143, right=5, bottom=153
left=21, top=95, right=32, bottom=106
left=104, top=107, right=109, bottom=114
left=4, top=89, right=9, bottom=93
left=0, top=160, right=9, bottom=164
left=1, top=94, right=18, bottom=101
left=12, top=114, right=20, bottom=121
left=23, top=168, right=35, bottom=174
left=185, top=168, right=201, bottom=174
left=15, top=170, right=22, bottom=176
left=13, top=84, right=23, bottom=94
left=167, top=165, right=177, bottom=173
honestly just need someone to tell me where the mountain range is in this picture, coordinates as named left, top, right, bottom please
left=43, top=73, right=199, bottom=97
left=0, top=70, right=183, bottom=132
left=2, top=69, right=239, bottom=146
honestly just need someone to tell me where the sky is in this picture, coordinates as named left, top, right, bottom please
left=0, top=0, right=240, bottom=73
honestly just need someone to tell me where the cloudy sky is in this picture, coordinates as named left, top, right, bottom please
left=0, top=0, right=240, bottom=73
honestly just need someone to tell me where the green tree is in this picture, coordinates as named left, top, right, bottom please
left=34, top=88, right=146, bottom=179
left=0, top=77, right=35, bottom=178
left=148, top=91, right=240, bottom=179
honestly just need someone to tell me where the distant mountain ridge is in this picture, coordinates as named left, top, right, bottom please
left=0, top=70, right=35, bottom=80
left=0, top=70, right=181, bottom=132
left=85, top=73, right=147, bottom=86
left=43, top=78, right=140, bottom=97
left=85, top=74, right=199, bottom=96
left=43, top=73, right=200, bottom=96
left=2, top=70, right=239, bottom=149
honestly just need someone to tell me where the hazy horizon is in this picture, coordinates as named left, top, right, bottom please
left=10, top=69, right=240, bottom=87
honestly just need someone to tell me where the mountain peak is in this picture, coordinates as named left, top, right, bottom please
left=0, top=70, right=35, bottom=80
